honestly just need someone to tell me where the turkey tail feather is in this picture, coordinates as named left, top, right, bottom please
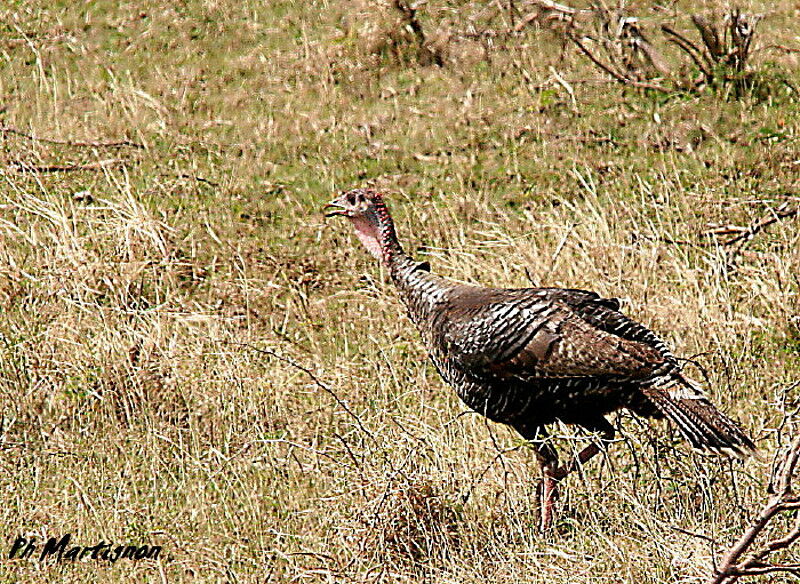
left=641, top=376, right=757, bottom=459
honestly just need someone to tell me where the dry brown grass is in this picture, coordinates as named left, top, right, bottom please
left=1, top=1, right=799, bottom=582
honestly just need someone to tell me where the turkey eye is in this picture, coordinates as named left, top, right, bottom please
left=347, top=193, right=356, bottom=204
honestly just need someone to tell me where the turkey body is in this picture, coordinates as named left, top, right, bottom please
left=327, top=188, right=756, bottom=529
left=427, top=287, right=662, bottom=432
left=389, top=254, right=751, bottom=454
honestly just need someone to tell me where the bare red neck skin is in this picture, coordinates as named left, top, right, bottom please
left=350, top=215, right=384, bottom=260
left=348, top=198, right=403, bottom=266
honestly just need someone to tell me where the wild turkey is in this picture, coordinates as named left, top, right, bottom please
left=326, top=188, right=757, bottom=530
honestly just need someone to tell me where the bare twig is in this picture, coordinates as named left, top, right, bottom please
left=225, top=341, right=378, bottom=444
left=727, top=10, right=762, bottom=72
left=567, top=32, right=670, bottom=93
left=709, top=434, right=800, bottom=584
left=639, top=203, right=798, bottom=254
left=725, top=203, right=798, bottom=258
left=515, top=4, right=776, bottom=98
left=10, top=158, right=126, bottom=173
left=671, top=524, right=718, bottom=546
left=632, top=30, right=672, bottom=77
left=662, top=24, right=713, bottom=79
left=548, top=66, right=577, bottom=107
left=691, top=15, right=724, bottom=61
left=166, top=173, right=220, bottom=187
left=1, top=126, right=144, bottom=149
left=461, top=443, right=522, bottom=504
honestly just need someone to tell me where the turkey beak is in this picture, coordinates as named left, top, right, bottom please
left=324, top=198, right=348, bottom=218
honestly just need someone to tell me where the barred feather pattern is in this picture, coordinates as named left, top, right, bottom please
left=639, top=378, right=757, bottom=458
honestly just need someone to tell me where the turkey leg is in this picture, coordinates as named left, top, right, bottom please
left=541, top=442, right=603, bottom=531
left=528, top=421, right=614, bottom=531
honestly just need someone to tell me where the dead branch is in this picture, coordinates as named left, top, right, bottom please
left=631, top=30, right=672, bottom=77
left=10, top=158, right=126, bottom=173
left=709, top=434, right=800, bottom=584
left=691, top=15, right=724, bottom=61
left=165, top=173, right=220, bottom=187
left=640, top=203, right=797, bottom=255
left=725, top=203, right=798, bottom=257
left=1, top=126, right=144, bottom=149
left=667, top=11, right=763, bottom=80
left=390, top=0, right=444, bottom=66
left=225, top=341, right=378, bottom=444
left=518, top=1, right=673, bottom=93
left=514, top=5, right=776, bottom=97
left=661, top=24, right=712, bottom=80
left=636, top=232, right=709, bottom=248
left=727, top=9, right=762, bottom=71
left=566, top=31, right=670, bottom=93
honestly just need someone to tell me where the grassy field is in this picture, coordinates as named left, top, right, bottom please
left=1, top=1, right=799, bottom=582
